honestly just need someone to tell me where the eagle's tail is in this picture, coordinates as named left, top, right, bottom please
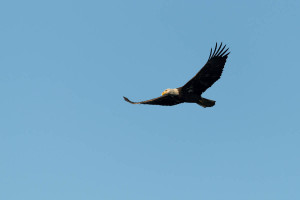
left=197, top=97, right=215, bottom=108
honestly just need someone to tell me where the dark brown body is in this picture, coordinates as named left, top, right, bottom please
left=176, top=87, right=216, bottom=107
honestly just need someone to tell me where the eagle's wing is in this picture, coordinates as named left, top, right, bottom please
left=182, top=43, right=230, bottom=95
left=123, top=95, right=182, bottom=106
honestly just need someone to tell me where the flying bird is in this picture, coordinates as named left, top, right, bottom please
left=123, top=43, right=230, bottom=108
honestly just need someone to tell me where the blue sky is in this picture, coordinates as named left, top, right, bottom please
left=1, top=0, right=300, bottom=199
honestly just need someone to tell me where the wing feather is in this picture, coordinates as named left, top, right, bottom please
left=211, top=43, right=218, bottom=59
left=216, top=44, right=226, bottom=56
left=182, top=43, right=230, bottom=95
left=214, top=42, right=223, bottom=57
left=209, top=48, right=213, bottom=59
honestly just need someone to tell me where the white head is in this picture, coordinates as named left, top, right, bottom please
left=161, top=88, right=179, bottom=96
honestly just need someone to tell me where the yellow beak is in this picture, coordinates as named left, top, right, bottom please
left=162, top=91, right=166, bottom=96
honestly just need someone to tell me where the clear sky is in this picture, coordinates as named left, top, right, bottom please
left=1, top=0, right=300, bottom=199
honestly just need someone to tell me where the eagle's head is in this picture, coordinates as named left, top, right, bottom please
left=161, top=88, right=179, bottom=96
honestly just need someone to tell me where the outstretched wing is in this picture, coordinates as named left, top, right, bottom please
left=123, top=95, right=182, bottom=106
left=182, top=43, right=230, bottom=95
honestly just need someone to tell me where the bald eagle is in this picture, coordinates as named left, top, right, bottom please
left=123, top=43, right=230, bottom=108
